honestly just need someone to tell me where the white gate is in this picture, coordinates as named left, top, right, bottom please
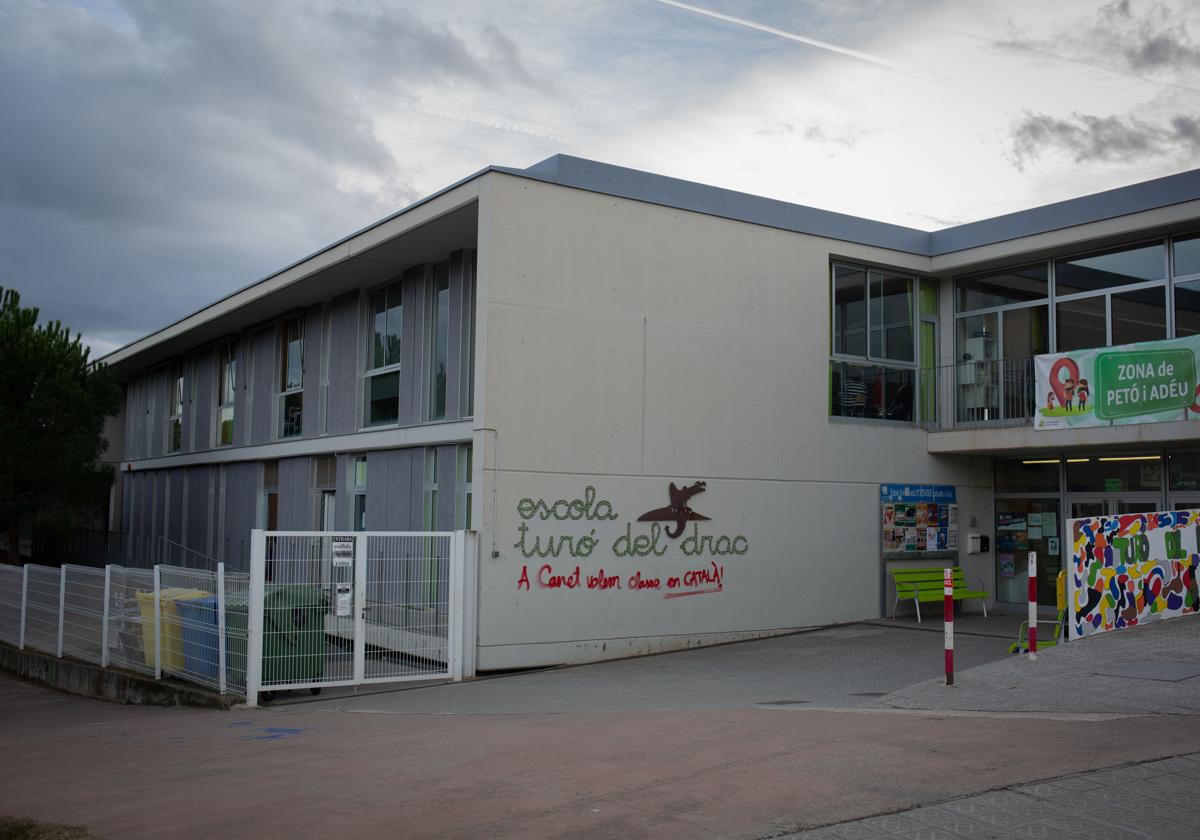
left=245, top=530, right=469, bottom=706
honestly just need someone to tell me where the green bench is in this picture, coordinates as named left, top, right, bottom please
left=890, top=567, right=989, bottom=622
left=1009, top=608, right=1065, bottom=654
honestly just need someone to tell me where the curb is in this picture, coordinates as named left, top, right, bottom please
left=0, top=644, right=236, bottom=709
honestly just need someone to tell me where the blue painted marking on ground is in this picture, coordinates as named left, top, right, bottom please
left=239, top=726, right=305, bottom=741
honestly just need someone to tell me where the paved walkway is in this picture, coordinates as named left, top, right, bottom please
left=4, top=618, right=1200, bottom=839
left=876, top=612, right=1200, bottom=715
left=785, top=751, right=1200, bottom=839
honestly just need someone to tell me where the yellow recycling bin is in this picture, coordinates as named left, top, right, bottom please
left=136, top=588, right=210, bottom=669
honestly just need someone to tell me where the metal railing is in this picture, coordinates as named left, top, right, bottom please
left=926, top=356, right=1038, bottom=430
left=0, top=529, right=473, bottom=705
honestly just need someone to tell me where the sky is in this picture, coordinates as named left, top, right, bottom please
left=3, top=0, right=1200, bottom=357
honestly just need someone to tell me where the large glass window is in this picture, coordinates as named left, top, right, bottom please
left=430, top=263, right=450, bottom=420
left=832, top=265, right=866, bottom=356
left=995, top=459, right=1060, bottom=493
left=1173, top=234, right=1200, bottom=278
left=167, top=363, right=184, bottom=453
left=869, top=271, right=914, bottom=362
left=1169, top=451, right=1200, bottom=492
left=829, top=263, right=920, bottom=423
left=957, top=264, right=1048, bottom=311
left=1055, top=243, right=1165, bottom=295
left=1174, top=279, right=1200, bottom=337
left=365, top=281, right=402, bottom=426
left=279, top=318, right=304, bottom=438
left=1111, top=286, right=1166, bottom=345
left=216, top=342, right=235, bottom=447
left=1066, top=454, right=1162, bottom=492
left=1056, top=295, right=1107, bottom=352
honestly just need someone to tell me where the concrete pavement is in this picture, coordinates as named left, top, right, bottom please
left=4, top=618, right=1200, bottom=839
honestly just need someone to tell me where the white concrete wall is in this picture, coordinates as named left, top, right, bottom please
left=473, top=174, right=992, bottom=669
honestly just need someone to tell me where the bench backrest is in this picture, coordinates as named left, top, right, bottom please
left=890, top=567, right=968, bottom=591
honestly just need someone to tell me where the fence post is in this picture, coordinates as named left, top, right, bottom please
left=101, top=565, right=112, bottom=668
left=246, top=530, right=266, bottom=707
left=449, top=531, right=466, bottom=682
left=217, top=562, right=227, bottom=696
left=57, top=565, right=66, bottom=658
left=19, top=565, right=28, bottom=650
left=1027, top=551, right=1038, bottom=660
left=943, top=566, right=954, bottom=686
left=153, top=565, right=162, bottom=679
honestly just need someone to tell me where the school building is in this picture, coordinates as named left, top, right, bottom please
left=98, top=154, right=1200, bottom=671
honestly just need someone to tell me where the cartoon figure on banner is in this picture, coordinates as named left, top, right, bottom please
left=1076, top=379, right=1089, bottom=413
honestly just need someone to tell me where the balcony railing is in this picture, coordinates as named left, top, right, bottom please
left=932, top=355, right=1037, bottom=430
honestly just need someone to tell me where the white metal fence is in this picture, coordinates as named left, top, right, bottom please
left=0, top=530, right=472, bottom=705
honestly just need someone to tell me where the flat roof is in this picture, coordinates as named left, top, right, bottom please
left=100, top=153, right=1200, bottom=369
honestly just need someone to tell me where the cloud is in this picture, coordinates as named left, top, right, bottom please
left=1098, top=0, right=1200, bottom=71
left=0, top=0, right=557, bottom=351
left=1009, top=110, right=1200, bottom=169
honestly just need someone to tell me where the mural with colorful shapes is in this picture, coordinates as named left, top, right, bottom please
left=1070, top=510, right=1200, bottom=639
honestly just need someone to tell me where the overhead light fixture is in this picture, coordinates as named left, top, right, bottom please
left=1066, top=458, right=1089, bottom=463
left=1022, top=459, right=1058, bottom=465
left=1098, top=456, right=1160, bottom=462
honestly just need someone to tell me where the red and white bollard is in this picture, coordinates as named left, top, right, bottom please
left=1027, top=551, right=1038, bottom=660
left=944, top=566, right=954, bottom=686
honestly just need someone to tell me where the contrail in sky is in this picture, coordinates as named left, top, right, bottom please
left=652, top=0, right=905, bottom=73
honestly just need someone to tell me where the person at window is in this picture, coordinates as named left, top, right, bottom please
left=839, top=377, right=868, bottom=417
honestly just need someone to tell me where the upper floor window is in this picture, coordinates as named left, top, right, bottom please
left=429, top=263, right=450, bottom=420
left=279, top=318, right=303, bottom=438
left=216, top=342, right=235, bottom=446
left=365, top=281, right=402, bottom=426
left=351, top=455, right=367, bottom=532
left=830, top=263, right=918, bottom=422
left=167, top=362, right=184, bottom=452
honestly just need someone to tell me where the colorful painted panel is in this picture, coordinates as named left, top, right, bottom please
left=1070, top=510, right=1200, bottom=639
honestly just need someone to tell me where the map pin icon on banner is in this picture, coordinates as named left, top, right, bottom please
left=1048, top=357, right=1080, bottom=407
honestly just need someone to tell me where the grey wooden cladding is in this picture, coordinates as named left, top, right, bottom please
left=118, top=249, right=477, bottom=464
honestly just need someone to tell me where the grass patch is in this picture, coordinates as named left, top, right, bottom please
left=0, top=817, right=100, bottom=840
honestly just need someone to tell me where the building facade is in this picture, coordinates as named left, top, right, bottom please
left=101, top=155, right=1200, bottom=671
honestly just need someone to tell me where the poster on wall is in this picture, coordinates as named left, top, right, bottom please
left=1034, top=333, right=1200, bottom=431
left=1069, top=508, right=1200, bottom=639
left=879, top=484, right=958, bottom=557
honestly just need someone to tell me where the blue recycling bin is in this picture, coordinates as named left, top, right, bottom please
left=175, top=595, right=220, bottom=680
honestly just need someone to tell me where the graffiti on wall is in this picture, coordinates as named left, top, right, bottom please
left=1070, top=509, right=1200, bottom=639
left=513, top=484, right=749, bottom=599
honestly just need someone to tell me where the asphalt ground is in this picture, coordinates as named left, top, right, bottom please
left=4, top=618, right=1200, bottom=839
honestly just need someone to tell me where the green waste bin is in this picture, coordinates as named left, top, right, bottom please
left=262, top=585, right=329, bottom=686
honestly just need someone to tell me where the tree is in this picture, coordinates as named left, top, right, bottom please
left=0, top=288, right=121, bottom=564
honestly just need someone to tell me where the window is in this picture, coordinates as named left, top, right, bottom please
left=1055, top=243, right=1165, bottom=295
left=279, top=318, right=304, bottom=438
left=314, top=455, right=336, bottom=530
left=1175, top=234, right=1200, bottom=279
left=216, top=342, right=235, bottom=446
left=457, top=444, right=473, bottom=530
left=429, top=262, right=450, bottom=420
left=351, top=455, right=367, bottom=531
left=365, top=281, right=402, bottom=426
left=167, top=363, right=184, bottom=453
left=829, top=264, right=919, bottom=422
left=262, top=460, right=279, bottom=530
left=956, top=265, right=1048, bottom=311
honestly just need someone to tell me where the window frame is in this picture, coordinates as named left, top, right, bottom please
left=428, top=262, right=451, bottom=421
left=362, top=279, right=404, bottom=429
left=166, top=361, right=184, bottom=454
left=277, top=317, right=304, bottom=439
left=215, top=340, right=236, bottom=447
left=829, top=261, right=925, bottom=425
